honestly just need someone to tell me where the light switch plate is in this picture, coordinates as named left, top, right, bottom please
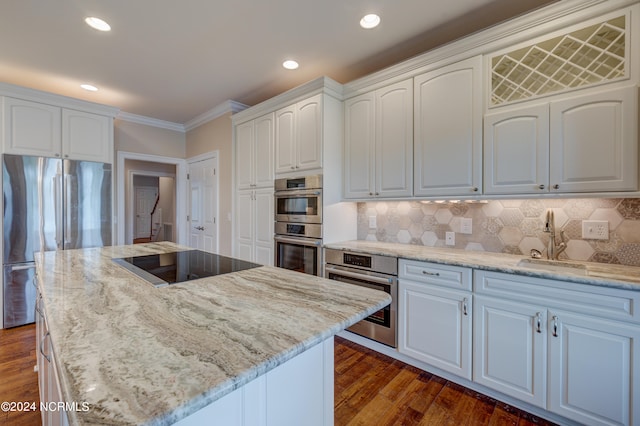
left=460, top=218, right=472, bottom=234
left=369, top=216, right=377, bottom=229
left=582, top=220, right=609, bottom=240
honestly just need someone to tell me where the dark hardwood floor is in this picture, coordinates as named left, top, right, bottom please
left=0, top=324, right=41, bottom=426
left=0, top=326, right=555, bottom=426
left=334, top=336, right=556, bottom=426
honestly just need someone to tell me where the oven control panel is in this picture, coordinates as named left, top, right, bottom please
left=343, top=253, right=372, bottom=268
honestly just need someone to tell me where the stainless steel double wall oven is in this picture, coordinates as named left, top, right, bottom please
left=274, top=175, right=323, bottom=276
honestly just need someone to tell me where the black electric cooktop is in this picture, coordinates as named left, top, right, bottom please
left=113, top=250, right=261, bottom=287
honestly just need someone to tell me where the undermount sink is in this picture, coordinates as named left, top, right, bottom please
left=517, top=258, right=588, bottom=276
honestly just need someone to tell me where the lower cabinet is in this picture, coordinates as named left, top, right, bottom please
left=36, top=292, right=69, bottom=426
left=398, top=260, right=472, bottom=380
left=235, top=188, right=274, bottom=265
left=474, top=270, right=640, bottom=426
left=175, top=338, right=334, bottom=426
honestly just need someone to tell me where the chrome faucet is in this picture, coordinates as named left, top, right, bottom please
left=544, top=209, right=567, bottom=260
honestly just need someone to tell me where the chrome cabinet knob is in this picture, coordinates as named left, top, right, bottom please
left=553, top=184, right=560, bottom=190
left=538, top=184, right=545, bottom=190
left=472, top=187, right=478, bottom=192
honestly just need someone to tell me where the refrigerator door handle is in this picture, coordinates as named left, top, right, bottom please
left=7, top=264, right=36, bottom=271
left=54, top=173, right=63, bottom=249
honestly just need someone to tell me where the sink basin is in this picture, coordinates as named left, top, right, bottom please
left=517, top=258, right=588, bottom=276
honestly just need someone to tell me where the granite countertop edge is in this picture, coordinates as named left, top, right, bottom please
left=324, top=241, right=640, bottom=291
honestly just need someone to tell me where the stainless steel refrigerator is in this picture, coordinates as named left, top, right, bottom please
left=2, top=154, right=112, bottom=328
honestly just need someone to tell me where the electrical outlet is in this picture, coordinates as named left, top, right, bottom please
left=582, top=220, right=609, bottom=240
left=369, top=216, right=377, bottom=229
left=445, top=232, right=455, bottom=246
left=460, top=218, right=473, bottom=234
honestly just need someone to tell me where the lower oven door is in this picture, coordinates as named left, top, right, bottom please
left=324, top=265, right=397, bottom=348
left=274, top=235, right=322, bottom=276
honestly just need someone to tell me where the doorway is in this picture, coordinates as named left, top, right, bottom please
left=188, top=153, right=219, bottom=253
left=116, top=151, right=188, bottom=245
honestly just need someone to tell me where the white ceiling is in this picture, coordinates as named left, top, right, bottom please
left=0, top=0, right=556, bottom=125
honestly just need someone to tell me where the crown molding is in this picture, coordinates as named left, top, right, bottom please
left=343, top=0, right=635, bottom=98
left=116, top=111, right=185, bottom=132
left=184, top=100, right=248, bottom=131
left=231, top=76, right=344, bottom=124
left=0, top=81, right=120, bottom=117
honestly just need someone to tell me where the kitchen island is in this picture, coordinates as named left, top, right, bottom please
left=34, top=242, right=391, bottom=425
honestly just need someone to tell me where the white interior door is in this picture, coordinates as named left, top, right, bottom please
left=134, top=187, right=158, bottom=239
left=189, top=156, right=218, bottom=253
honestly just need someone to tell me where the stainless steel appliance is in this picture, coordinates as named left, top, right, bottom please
left=2, top=154, right=112, bottom=328
left=113, top=250, right=260, bottom=287
left=274, top=174, right=322, bottom=224
left=274, top=175, right=323, bottom=276
left=324, top=248, right=398, bottom=347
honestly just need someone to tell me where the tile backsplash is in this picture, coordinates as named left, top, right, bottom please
left=357, top=198, right=640, bottom=266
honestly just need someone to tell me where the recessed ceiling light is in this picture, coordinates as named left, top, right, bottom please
left=80, top=84, right=99, bottom=92
left=85, top=17, right=111, bottom=32
left=360, top=14, right=381, bottom=29
left=282, top=60, right=299, bottom=70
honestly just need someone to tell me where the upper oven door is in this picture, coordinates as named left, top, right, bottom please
left=274, top=189, right=322, bottom=224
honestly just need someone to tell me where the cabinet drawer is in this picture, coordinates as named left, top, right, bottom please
left=399, top=259, right=472, bottom=291
left=474, top=270, right=640, bottom=324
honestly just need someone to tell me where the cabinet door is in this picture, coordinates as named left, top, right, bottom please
left=296, top=94, right=322, bottom=172
left=399, top=280, right=471, bottom=379
left=414, top=56, right=482, bottom=196
left=484, top=103, right=550, bottom=194
left=235, top=191, right=254, bottom=262
left=275, top=105, right=296, bottom=174
left=473, top=295, right=547, bottom=408
left=343, top=93, right=375, bottom=199
left=254, top=113, right=274, bottom=188
left=235, top=120, right=254, bottom=189
left=62, top=109, right=111, bottom=163
left=253, top=188, right=274, bottom=266
left=549, top=86, right=638, bottom=193
left=3, top=97, right=61, bottom=157
left=548, top=310, right=639, bottom=426
left=376, top=80, right=413, bottom=198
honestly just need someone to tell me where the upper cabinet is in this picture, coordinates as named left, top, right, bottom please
left=236, top=112, right=274, bottom=189
left=485, top=85, right=638, bottom=194
left=62, top=109, right=112, bottom=163
left=275, top=94, right=322, bottom=175
left=3, top=96, right=114, bottom=163
left=343, top=79, right=413, bottom=199
left=413, top=56, right=483, bottom=197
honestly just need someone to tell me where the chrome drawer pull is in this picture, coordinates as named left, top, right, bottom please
left=421, top=270, right=440, bottom=276
left=463, top=298, right=468, bottom=316
left=40, top=332, right=51, bottom=363
left=535, top=312, right=542, bottom=333
left=552, top=315, right=559, bottom=337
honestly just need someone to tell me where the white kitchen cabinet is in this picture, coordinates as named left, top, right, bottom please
left=484, top=85, right=638, bottom=194
left=3, top=97, right=61, bottom=157
left=36, top=293, right=69, bottom=426
left=235, top=188, right=273, bottom=265
left=3, top=97, right=113, bottom=163
left=474, top=270, right=640, bottom=425
left=275, top=94, right=322, bottom=175
left=548, top=310, right=640, bottom=426
left=473, top=295, right=547, bottom=408
left=344, top=79, right=413, bottom=199
left=398, top=260, right=472, bottom=380
left=483, top=103, right=550, bottom=194
left=413, top=56, right=482, bottom=197
left=549, top=86, right=637, bottom=193
left=62, top=108, right=112, bottom=163
left=236, top=113, right=274, bottom=189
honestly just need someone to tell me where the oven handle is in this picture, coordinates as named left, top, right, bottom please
left=274, top=189, right=321, bottom=197
left=325, top=266, right=394, bottom=285
left=274, top=235, right=322, bottom=246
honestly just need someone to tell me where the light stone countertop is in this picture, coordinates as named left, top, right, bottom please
left=35, top=242, right=391, bottom=426
left=324, top=240, right=640, bottom=290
